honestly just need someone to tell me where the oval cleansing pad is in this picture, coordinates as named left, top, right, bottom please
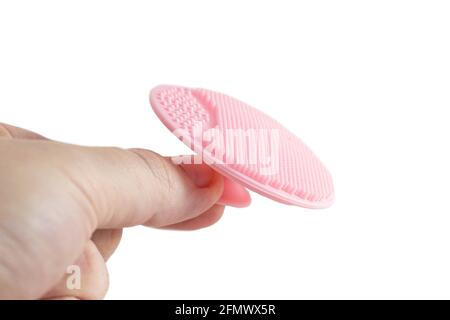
left=150, top=85, right=334, bottom=209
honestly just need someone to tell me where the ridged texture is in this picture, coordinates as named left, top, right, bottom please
left=150, top=85, right=334, bottom=208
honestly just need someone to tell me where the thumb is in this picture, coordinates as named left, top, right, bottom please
left=0, top=123, right=224, bottom=229
left=65, top=146, right=225, bottom=229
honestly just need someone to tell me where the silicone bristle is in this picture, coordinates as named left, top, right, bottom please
left=150, top=85, right=334, bottom=208
left=152, top=86, right=213, bottom=132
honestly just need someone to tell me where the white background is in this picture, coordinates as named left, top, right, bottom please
left=1, top=1, right=449, bottom=299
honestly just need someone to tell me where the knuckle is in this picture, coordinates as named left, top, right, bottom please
left=0, top=123, right=14, bottom=138
left=128, top=148, right=175, bottom=192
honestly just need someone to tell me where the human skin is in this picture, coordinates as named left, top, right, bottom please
left=0, top=123, right=227, bottom=299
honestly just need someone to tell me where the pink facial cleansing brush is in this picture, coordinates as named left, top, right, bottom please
left=150, top=85, right=334, bottom=209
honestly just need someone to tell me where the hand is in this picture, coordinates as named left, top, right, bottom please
left=0, top=123, right=248, bottom=299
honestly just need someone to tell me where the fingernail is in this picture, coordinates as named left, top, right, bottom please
left=181, top=164, right=251, bottom=207
left=181, top=164, right=215, bottom=188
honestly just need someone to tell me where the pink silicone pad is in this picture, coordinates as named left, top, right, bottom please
left=150, top=85, right=334, bottom=208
